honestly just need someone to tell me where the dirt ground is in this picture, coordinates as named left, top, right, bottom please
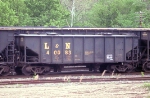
left=0, top=82, right=150, bottom=98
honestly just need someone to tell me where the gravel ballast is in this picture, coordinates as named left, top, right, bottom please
left=0, top=82, right=150, bottom=98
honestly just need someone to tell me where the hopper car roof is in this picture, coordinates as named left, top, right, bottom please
left=0, top=27, right=150, bottom=31
left=16, top=34, right=138, bottom=37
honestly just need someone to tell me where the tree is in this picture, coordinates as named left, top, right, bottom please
left=0, top=1, right=18, bottom=26
left=2, top=0, right=32, bottom=26
left=61, top=0, right=98, bottom=27
left=88, top=0, right=147, bottom=27
left=142, top=0, right=150, bottom=27
left=25, top=0, right=70, bottom=26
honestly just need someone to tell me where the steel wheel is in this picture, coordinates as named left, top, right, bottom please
left=0, top=65, right=10, bottom=76
left=124, top=63, right=133, bottom=73
left=42, top=66, right=51, bottom=75
left=22, top=65, right=32, bottom=76
left=142, top=62, right=150, bottom=72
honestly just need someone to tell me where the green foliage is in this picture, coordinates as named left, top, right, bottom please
left=88, top=0, right=149, bottom=27
left=0, top=1, right=18, bottom=26
left=0, top=0, right=149, bottom=27
left=143, top=10, right=150, bottom=27
left=141, top=72, right=144, bottom=77
left=0, top=0, right=69, bottom=26
left=25, top=0, right=69, bottom=26
left=60, top=0, right=98, bottom=27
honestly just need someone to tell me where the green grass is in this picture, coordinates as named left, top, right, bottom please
left=141, top=72, right=145, bottom=77
left=143, top=83, right=150, bottom=98
left=144, top=83, right=150, bottom=90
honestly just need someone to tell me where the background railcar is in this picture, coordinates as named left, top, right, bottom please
left=0, top=31, right=15, bottom=76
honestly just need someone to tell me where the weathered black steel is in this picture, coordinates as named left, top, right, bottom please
left=15, top=34, right=138, bottom=64
left=0, top=30, right=15, bottom=76
left=1, top=27, right=150, bottom=75
left=0, top=27, right=146, bottom=35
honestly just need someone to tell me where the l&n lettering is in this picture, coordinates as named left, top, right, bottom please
left=44, top=43, right=49, bottom=49
left=44, top=43, right=50, bottom=55
left=65, top=43, right=71, bottom=49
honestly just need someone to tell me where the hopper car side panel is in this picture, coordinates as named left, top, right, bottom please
left=16, top=35, right=138, bottom=64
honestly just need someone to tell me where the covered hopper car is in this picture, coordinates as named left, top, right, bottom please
left=0, top=27, right=150, bottom=76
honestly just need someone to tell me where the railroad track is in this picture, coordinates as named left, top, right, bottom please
left=0, top=76, right=150, bottom=85
left=1, top=71, right=149, bottom=79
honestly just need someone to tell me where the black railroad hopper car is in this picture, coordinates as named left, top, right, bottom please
left=14, top=33, right=139, bottom=75
left=1, top=27, right=150, bottom=76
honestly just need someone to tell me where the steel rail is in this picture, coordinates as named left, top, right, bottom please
left=0, top=76, right=150, bottom=85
